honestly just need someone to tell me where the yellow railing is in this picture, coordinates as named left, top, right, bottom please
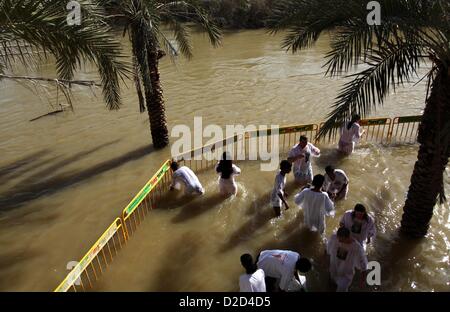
left=54, top=218, right=126, bottom=292
left=121, top=160, right=172, bottom=239
left=54, top=115, right=421, bottom=292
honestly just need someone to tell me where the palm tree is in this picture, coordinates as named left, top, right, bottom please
left=268, top=0, right=450, bottom=237
left=105, top=0, right=222, bottom=148
left=0, top=0, right=129, bottom=109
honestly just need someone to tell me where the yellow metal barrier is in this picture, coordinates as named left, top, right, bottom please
left=54, top=218, right=126, bottom=292
left=319, top=117, right=392, bottom=145
left=54, top=115, right=421, bottom=292
left=389, top=115, right=421, bottom=144
left=122, top=160, right=172, bottom=239
left=174, top=123, right=319, bottom=168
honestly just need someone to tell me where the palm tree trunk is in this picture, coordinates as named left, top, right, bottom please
left=400, top=67, right=450, bottom=237
left=146, top=49, right=169, bottom=149
left=130, top=24, right=169, bottom=149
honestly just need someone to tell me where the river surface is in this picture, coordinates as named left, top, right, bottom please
left=0, top=30, right=448, bottom=291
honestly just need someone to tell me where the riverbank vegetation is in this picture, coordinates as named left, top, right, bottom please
left=196, top=0, right=275, bottom=29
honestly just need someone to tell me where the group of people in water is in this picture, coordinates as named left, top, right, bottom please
left=169, top=115, right=374, bottom=292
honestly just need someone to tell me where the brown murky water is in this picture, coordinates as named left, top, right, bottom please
left=0, top=30, right=448, bottom=291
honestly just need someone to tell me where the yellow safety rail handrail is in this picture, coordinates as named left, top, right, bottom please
left=54, top=115, right=421, bottom=292
left=121, top=160, right=172, bottom=239
left=54, top=218, right=124, bottom=292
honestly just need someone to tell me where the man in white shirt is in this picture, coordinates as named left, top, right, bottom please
left=239, top=254, right=266, bottom=292
left=339, top=204, right=376, bottom=249
left=271, top=160, right=292, bottom=217
left=169, top=161, right=204, bottom=196
left=288, top=136, right=321, bottom=186
left=323, top=165, right=349, bottom=201
left=327, top=227, right=368, bottom=292
left=294, top=174, right=335, bottom=234
left=256, top=249, right=311, bottom=292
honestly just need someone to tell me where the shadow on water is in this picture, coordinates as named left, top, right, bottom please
left=171, top=193, right=226, bottom=223
left=220, top=180, right=305, bottom=253
left=372, top=230, right=424, bottom=291
left=0, top=248, right=39, bottom=291
left=0, top=142, right=155, bottom=212
left=0, top=150, right=50, bottom=180
left=220, top=187, right=282, bottom=253
left=314, top=147, right=347, bottom=169
left=18, top=140, right=121, bottom=186
left=151, top=231, right=200, bottom=291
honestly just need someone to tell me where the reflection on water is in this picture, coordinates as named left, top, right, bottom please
left=95, top=145, right=450, bottom=292
left=0, top=30, right=447, bottom=291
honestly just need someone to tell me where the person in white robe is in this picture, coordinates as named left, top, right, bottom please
left=327, top=227, right=368, bottom=292
left=256, top=249, right=311, bottom=292
left=323, top=165, right=349, bottom=201
left=294, top=174, right=335, bottom=234
left=288, top=136, right=320, bottom=186
left=338, top=114, right=365, bottom=155
left=339, top=204, right=376, bottom=249
left=169, top=161, right=204, bottom=196
left=216, top=152, right=241, bottom=196
left=239, top=254, right=266, bottom=292
left=271, top=160, right=292, bottom=217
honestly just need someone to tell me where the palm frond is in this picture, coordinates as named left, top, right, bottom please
left=318, top=40, right=424, bottom=139
left=0, top=0, right=131, bottom=110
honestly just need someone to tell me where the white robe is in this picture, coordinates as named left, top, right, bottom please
left=170, top=166, right=204, bottom=195
left=327, top=234, right=368, bottom=292
left=294, top=188, right=335, bottom=234
left=239, top=269, right=266, bottom=292
left=338, top=123, right=363, bottom=155
left=271, top=171, right=286, bottom=207
left=324, top=169, right=349, bottom=199
left=340, top=210, right=376, bottom=246
left=256, top=250, right=306, bottom=292
left=216, top=163, right=241, bottom=196
left=288, top=142, right=320, bottom=184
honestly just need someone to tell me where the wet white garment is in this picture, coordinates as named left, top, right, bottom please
left=170, top=166, right=204, bottom=195
left=327, top=234, right=368, bottom=292
left=217, top=163, right=241, bottom=196
left=340, top=210, right=376, bottom=246
left=294, top=188, right=335, bottom=234
left=271, top=171, right=286, bottom=207
left=239, top=269, right=266, bottom=292
left=288, top=142, right=320, bottom=183
left=324, top=169, right=349, bottom=197
left=338, top=123, right=363, bottom=154
left=256, top=250, right=304, bottom=292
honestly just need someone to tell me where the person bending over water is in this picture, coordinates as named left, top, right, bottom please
left=338, top=114, right=365, bottom=155
left=288, top=136, right=320, bottom=186
left=239, top=254, right=266, bottom=292
left=169, top=161, right=204, bottom=196
left=271, top=160, right=292, bottom=217
left=294, top=174, right=335, bottom=234
left=323, top=165, right=349, bottom=201
left=216, top=152, right=241, bottom=196
left=256, top=249, right=311, bottom=292
left=339, top=204, right=376, bottom=250
left=327, top=227, right=368, bottom=292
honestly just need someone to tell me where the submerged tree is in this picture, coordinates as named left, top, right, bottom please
left=105, top=0, right=222, bottom=148
left=0, top=0, right=129, bottom=109
left=269, top=0, right=450, bottom=237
